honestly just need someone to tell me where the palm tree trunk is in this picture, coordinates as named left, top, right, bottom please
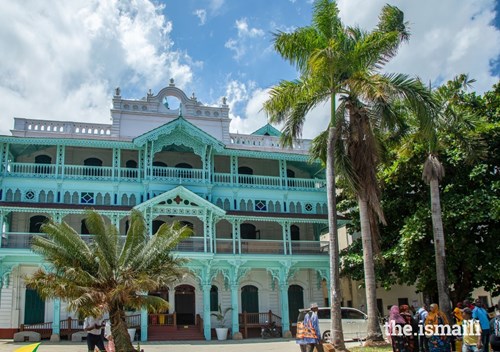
left=429, top=178, right=451, bottom=318
left=358, top=198, right=383, bottom=342
left=326, top=125, right=346, bottom=350
left=110, top=306, right=136, bottom=352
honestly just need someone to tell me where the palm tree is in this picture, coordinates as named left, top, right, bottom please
left=25, top=209, right=190, bottom=352
left=421, top=74, right=479, bottom=318
left=264, top=1, right=346, bottom=347
left=265, top=0, right=432, bottom=343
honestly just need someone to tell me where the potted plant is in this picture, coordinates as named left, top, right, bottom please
left=211, top=303, right=233, bottom=340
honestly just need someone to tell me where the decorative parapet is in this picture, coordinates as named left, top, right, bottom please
left=228, top=133, right=311, bottom=154
left=11, top=118, right=114, bottom=139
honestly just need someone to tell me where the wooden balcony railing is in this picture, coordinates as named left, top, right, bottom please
left=238, top=310, right=281, bottom=339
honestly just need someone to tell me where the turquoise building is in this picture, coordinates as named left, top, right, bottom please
left=0, top=81, right=342, bottom=341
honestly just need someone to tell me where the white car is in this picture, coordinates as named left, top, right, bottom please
left=297, top=307, right=381, bottom=342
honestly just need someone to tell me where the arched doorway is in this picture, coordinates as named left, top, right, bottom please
left=240, top=223, right=257, bottom=240
left=288, top=285, right=304, bottom=323
left=34, top=155, right=51, bottom=174
left=290, top=225, right=300, bottom=241
left=175, top=284, right=195, bottom=325
left=241, top=285, right=259, bottom=313
left=238, top=166, right=253, bottom=184
left=29, top=216, right=48, bottom=233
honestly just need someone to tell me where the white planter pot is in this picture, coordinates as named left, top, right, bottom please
left=127, top=328, right=136, bottom=342
left=215, top=327, right=228, bottom=340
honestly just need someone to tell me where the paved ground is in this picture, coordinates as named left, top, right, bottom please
left=0, top=339, right=363, bottom=352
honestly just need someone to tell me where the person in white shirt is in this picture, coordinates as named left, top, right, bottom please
left=83, top=311, right=105, bottom=352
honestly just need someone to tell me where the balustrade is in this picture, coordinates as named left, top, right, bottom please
left=1, top=233, right=328, bottom=255
left=291, top=240, right=329, bottom=255
left=3, top=162, right=324, bottom=191
left=240, top=239, right=284, bottom=254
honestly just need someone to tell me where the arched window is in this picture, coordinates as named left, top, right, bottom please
left=288, top=285, right=304, bottom=323
left=210, top=285, right=219, bottom=311
left=81, top=219, right=89, bottom=235
left=126, top=160, right=137, bottom=168
left=153, top=161, right=167, bottom=167
left=84, top=158, right=102, bottom=166
left=84, top=157, right=103, bottom=176
left=238, top=166, right=253, bottom=184
left=176, top=163, right=192, bottom=178
left=35, top=155, right=51, bottom=164
left=291, top=225, right=300, bottom=241
left=241, top=285, right=259, bottom=313
left=180, top=221, right=194, bottom=230
left=152, top=220, right=165, bottom=234
left=240, top=223, right=256, bottom=239
left=34, top=155, right=52, bottom=174
left=29, top=215, right=48, bottom=233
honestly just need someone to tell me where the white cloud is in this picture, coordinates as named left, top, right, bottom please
left=225, top=18, right=265, bottom=60
left=209, top=0, right=225, bottom=13
left=228, top=81, right=330, bottom=140
left=336, top=0, right=500, bottom=93
left=193, top=9, right=207, bottom=25
left=0, top=0, right=195, bottom=134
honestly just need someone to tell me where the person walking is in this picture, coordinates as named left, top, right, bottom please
left=425, top=303, right=451, bottom=352
left=401, top=305, right=419, bottom=352
left=461, top=308, right=482, bottom=352
left=297, top=303, right=321, bottom=352
left=83, top=308, right=106, bottom=352
left=473, top=299, right=491, bottom=352
left=389, top=305, right=410, bottom=352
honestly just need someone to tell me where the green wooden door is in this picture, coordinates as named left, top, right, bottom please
left=288, top=285, right=304, bottom=323
left=24, top=288, right=45, bottom=324
left=241, top=285, right=259, bottom=313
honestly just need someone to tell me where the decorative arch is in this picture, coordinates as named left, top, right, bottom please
left=241, top=285, right=259, bottom=313
left=291, top=225, right=300, bottom=241
left=29, top=215, right=48, bottom=233
left=288, top=284, right=304, bottom=323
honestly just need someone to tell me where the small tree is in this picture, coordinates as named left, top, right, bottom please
left=211, top=304, right=233, bottom=328
left=25, top=209, right=191, bottom=352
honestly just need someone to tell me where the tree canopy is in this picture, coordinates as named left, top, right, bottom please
left=340, top=81, right=500, bottom=301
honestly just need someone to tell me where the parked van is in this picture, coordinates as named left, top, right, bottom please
left=296, top=307, right=380, bottom=342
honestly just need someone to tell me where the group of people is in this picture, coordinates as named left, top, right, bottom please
left=389, top=299, right=500, bottom=352
left=83, top=304, right=115, bottom=352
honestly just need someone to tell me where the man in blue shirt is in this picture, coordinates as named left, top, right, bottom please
left=473, top=299, right=491, bottom=352
left=297, top=303, right=321, bottom=352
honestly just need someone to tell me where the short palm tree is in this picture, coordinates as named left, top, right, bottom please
left=25, top=209, right=190, bottom=352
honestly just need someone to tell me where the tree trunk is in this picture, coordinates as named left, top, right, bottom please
left=429, top=178, right=451, bottom=318
left=326, top=126, right=347, bottom=351
left=110, top=306, right=136, bottom=352
left=358, top=198, right=383, bottom=342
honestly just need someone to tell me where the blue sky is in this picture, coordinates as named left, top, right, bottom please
left=0, top=0, right=499, bottom=138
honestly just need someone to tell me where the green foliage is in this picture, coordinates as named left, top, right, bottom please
left=210, top=303, right=233, bottom=328
left=25, top=209, right=191, bottom=352
left=340, top=80, right=500, bottom=299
